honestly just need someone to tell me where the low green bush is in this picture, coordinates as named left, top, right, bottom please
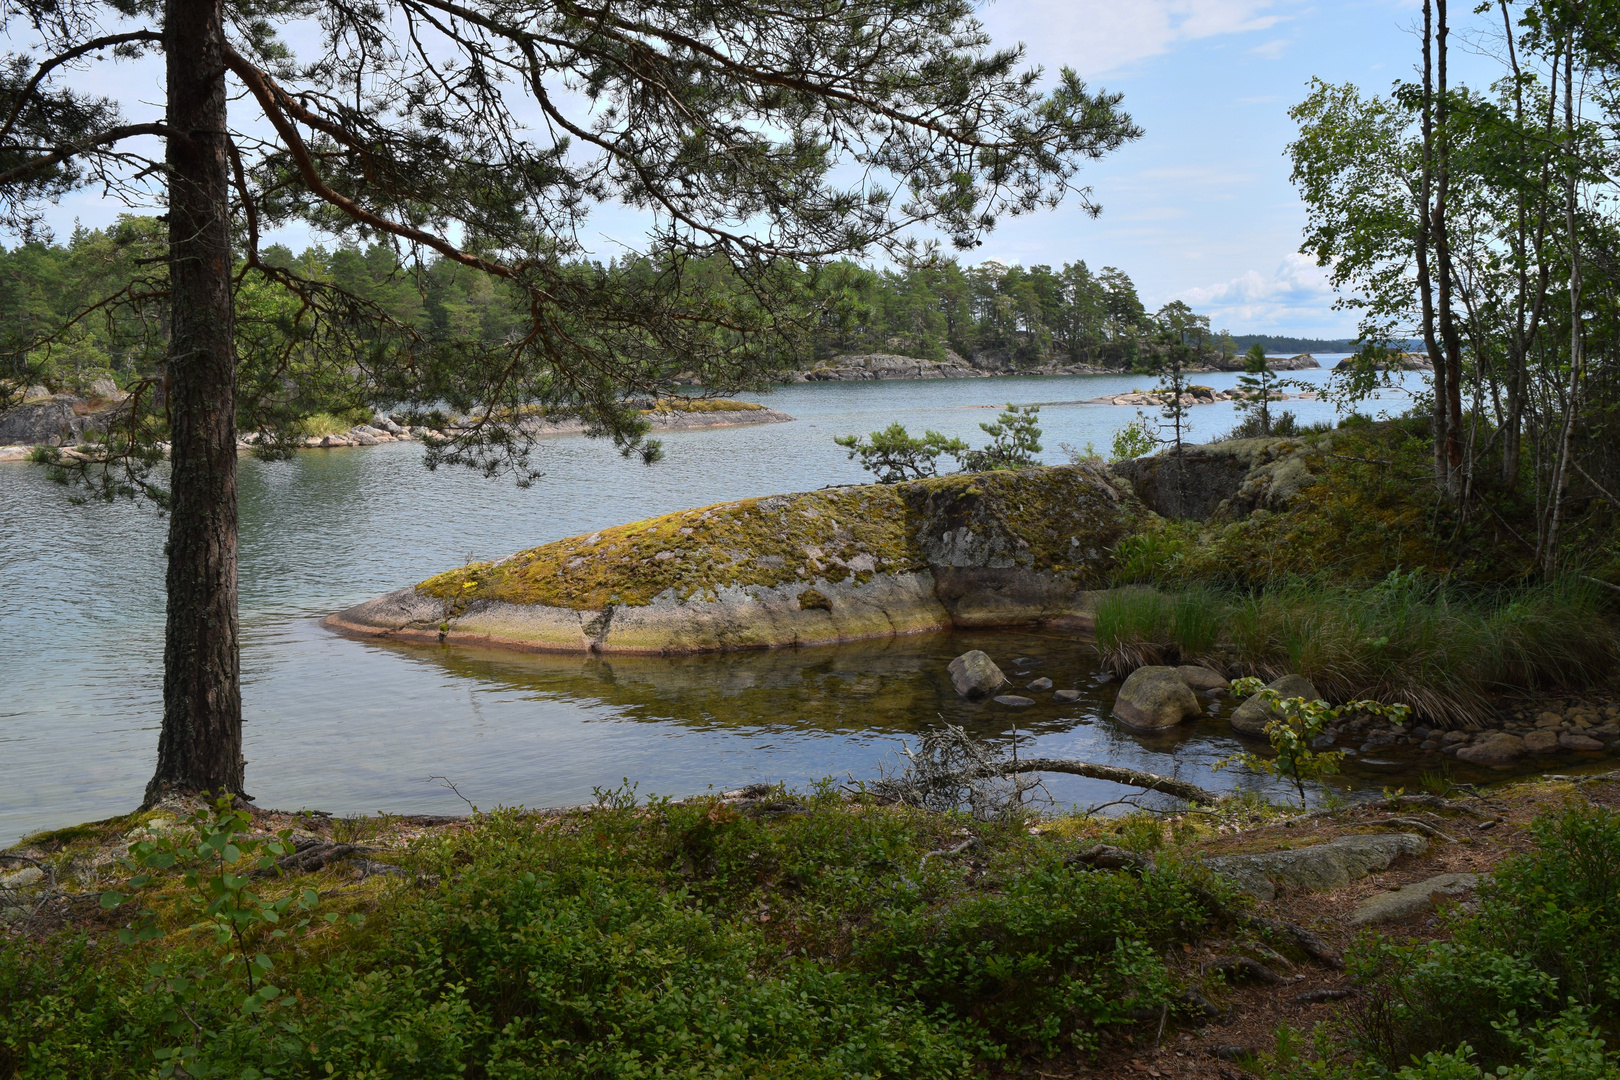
left=1, top=792, right=1230, bottom=1077
left=1259, top=802, right=1620, bottom=1079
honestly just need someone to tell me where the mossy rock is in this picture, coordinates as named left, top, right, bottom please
left=329, top=464, right=1146, bottom=654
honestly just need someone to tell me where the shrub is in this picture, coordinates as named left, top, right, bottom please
left=1094, top=585, right=1224, bottom=673
left=1339, top=803, right=1620, bottom=1073
left=1111, top=415, right=1158, bottom=461
left=835, top=421, right=968, bottom=482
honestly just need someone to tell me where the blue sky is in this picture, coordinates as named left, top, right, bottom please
left=30, top=0, right=1511, bottom=337
left=964, top=0, right=1465, bottom=337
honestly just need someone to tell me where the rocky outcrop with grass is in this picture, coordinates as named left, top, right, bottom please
left=328, top=463, right=1146, bottom=654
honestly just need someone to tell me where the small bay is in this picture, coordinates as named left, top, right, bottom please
left=0, top=366, right=1426, bottom=842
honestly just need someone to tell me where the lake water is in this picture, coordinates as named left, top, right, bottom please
left=0, top=364, right=1432, bottom=843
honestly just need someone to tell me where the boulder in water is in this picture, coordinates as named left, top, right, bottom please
left=948, top=650, right=1006, bottom=699
left=1112, top=666, right=1202, bottom=731
left=1229, top=674, right=1320, bottom=737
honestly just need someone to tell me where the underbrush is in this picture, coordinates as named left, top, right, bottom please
left=1095, top=573, right=1618, bottom=725
left=1260, top=800, right=1620, bottom=1079
left=0, top=792, right=1232, bottom=1078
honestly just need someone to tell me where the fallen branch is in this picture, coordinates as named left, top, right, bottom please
left=918, top=836, right=981, bottom=872
left=959, top=758, right=1221, bottom=806
left=1371, top=817, right=1458, bottom=844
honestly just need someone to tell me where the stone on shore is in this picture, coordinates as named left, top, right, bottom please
left=1523, top=730, right=1560, bottom=754
left=1561, top=732, right=1605, bottom=752
left=1229, top=674, right=1320, bottom=737
left=1176, top=665, right=1228, bottom=692
left=1112, top=666, right=1202, bottom=731
left=1348, top=873, right=1479, bottom=927
left=1456, top=732, right=1526, bottom=766
left=949, top=650, right=1006, bottom=699
left=1206, top=833, right=1428, bottom=902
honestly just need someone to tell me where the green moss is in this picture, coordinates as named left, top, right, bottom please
left=644, top=397, right=764, bottom=414
left=419, top=466, right=1143, bottom=612
left=797, top=588, right=832, bottom=610
left=421, top=485, right=927, bottom=610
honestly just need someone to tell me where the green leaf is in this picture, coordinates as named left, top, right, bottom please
left=100, top=890, right=128, bottom=908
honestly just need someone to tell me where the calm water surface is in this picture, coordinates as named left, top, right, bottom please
left=2, top=366, right=1434, bottom=843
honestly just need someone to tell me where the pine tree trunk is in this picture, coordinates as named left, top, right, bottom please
left=145, top=0, right=244, bottom=805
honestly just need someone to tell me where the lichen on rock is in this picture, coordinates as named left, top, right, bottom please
left=340, top=464, right=1147, bottom=654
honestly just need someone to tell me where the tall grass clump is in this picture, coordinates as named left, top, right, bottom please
left=1096, top=574, right=1617, bottom=725
left=1095, top=586, right=1225, bottom=674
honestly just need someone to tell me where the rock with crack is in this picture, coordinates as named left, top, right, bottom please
left=1204, top=833, right=1429, bottom=901
left=1348, top=872, right=1480, bottom=927
left=326, top=465, right=1144, bottom=654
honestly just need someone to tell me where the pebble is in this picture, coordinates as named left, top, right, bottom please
left=1052, top=689, right=1082, bottom=703
left=1026, top=677, right=1053, bottom=691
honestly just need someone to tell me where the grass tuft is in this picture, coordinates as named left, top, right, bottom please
left=1094, top=574, right=1618, bottom=725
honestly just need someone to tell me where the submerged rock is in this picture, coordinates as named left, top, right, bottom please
left=949, top=651, right=1006, bottom=699
left=1229, top=674, right=1320, bottom=737
left=1176, top=665, right=1228, bottom=692
left=1112, top=666, right=1202, bottom=731
left=993, top=694, right=1035, bottom=707
left=1026, top=676, right=1053, bottom=691
left=1053, top=689, right=1083, bottom=703
left=1456, top=732, right=1526, bottom=766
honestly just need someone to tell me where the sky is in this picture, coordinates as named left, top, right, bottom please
left=24, top=0, right=1513, bottom=337
left=964, top=0, right=1504, bottom=337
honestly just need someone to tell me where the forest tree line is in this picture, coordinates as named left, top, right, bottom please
left=0, top=219, right=1241, bottom=414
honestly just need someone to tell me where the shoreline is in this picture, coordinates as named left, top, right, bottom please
left=0, top=399, right=794, bottom=462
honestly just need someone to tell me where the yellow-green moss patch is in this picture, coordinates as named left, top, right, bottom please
left=644, top=397, right=764, bottom=414
left=421, top=486, right=928, bottom=611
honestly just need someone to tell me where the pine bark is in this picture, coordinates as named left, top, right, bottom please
left=145, top=0, right=244, bottom=805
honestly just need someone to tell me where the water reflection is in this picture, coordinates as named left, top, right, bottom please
left=2, top=368, right=1441, bottom=842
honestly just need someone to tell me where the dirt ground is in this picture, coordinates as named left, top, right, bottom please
left=1007, top=772, right=1619, bottom=1078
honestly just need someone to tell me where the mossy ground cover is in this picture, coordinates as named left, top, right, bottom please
left=418, top=465, right=1141, bottom=614
left=1, top=791, right=1247, bottom=1079
left=8, top=780, right=1620, bottom=1079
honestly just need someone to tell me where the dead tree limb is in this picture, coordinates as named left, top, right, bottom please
left=959, top=758, right=1221, bottom=806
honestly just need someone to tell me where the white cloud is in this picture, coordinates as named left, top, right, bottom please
left=981, top=0, right=1292, bottom=77
left=1174, top=253, right=1349, bottom=332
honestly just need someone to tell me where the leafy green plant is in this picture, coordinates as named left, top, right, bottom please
left=959, top=403, right=1042, bottom=470
left=835, top=421, right=970, bottom=483
left=1112, top=533, right=1186, bottom=583
left=100, top=796, right=360, bottom=1076
left=1110, top=412, right=1158, bottom=461
left=1217, top=678, right=1411, bottom=806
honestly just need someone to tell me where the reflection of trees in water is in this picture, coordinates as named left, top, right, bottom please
left=360, top=628, right=1457, bottom=799
left=368, top=629, right=1108, bottom=736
